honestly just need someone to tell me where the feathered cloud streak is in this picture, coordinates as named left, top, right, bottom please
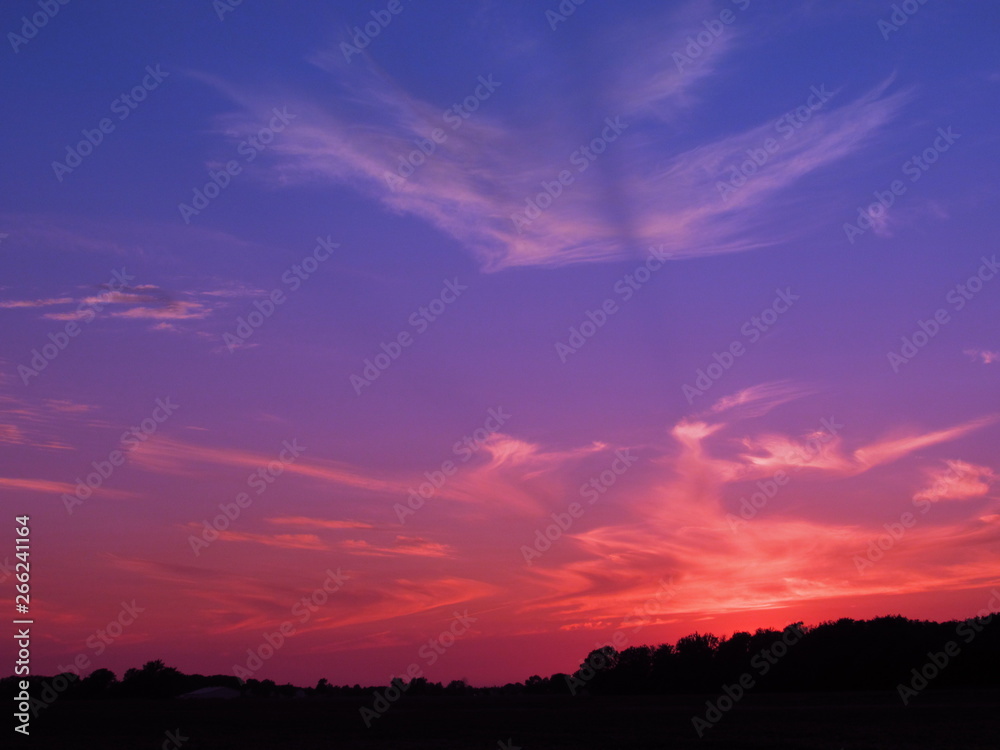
left=206, top=6, right=908, bottom=271
left=111, top=383, right=999, bottom=643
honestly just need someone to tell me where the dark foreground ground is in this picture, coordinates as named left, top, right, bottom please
left=17, top=689, right=1000, bottom=749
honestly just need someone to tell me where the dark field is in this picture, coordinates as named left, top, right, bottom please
left=22, top=690, right=1000, bottom=749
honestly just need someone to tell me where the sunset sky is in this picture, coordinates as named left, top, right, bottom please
left=2, top=0, right=999, bottom=688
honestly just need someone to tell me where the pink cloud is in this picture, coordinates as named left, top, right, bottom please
left=212, top=530, right=328, bottom=551
left=0, top=296, right=73, bottom=308
left=0, top=476, right=135, bottom=499
left=128, top=434, right=405, bottom=495
left=340, top=536, right=454, bottom=559
left=709, top=380, right=815, bottom=417
left=207, top=23, right=907, bottom=272
left=965, top=349, right=999, bottom=365
left=110, top=300, right=212, bottom=320
left=266, top=516, right=376, bottom=530
left=853, top=417, right=998, bottom=469
left=511, top=412, right=1000, bottom=630
left=914, top=460, right=996, bottom=503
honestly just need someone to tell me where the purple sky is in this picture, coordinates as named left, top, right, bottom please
left=2, top=0, right=999, bottom=687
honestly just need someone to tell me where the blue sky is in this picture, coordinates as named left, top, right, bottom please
left=2, top=0, right=999, bottom=686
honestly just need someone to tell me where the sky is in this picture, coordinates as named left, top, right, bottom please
left=1, top=0, right=999, bottom=688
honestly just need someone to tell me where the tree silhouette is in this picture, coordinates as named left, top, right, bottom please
left=4, top=613, right=998, bottom=702
left=79, top=668, right=116, bottom=698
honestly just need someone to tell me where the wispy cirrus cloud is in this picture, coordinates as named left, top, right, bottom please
left=737, top=427, right=853, bottom=476
left=203, top=4, right=908, bottom=272
left=0, top=393, right=101, bottom=450
left=914, top=460, right=996, bottom=503
left=210, top=529, right=328, bottom=551
left=514, top=409, right=1000, bottom=629
left=109, top=298, right=213, bottom=321
left=104, top=553, right=490, bottom=645
left=0, top=282, right=221, bottom=326
left=266, top=516, right=376, bottom=531
left=735, top=414, right=997, bottom=478
left=81, top=388, right=1000, bottom=647
left=43, top=399, right=99, bottom=415
left=965, top=348, right=999, bottom=365
left=340, top=536, right=454, bottom=559
left=67, top=377, right=999, bottom=643
left=0, top=297, right=73, bottom=309
left=128, top=434, right=407, bottom=495
left=709, top=380, right=816, bottom=417
left=853, top=417, right=998, bottom=469
left=0, top=211, right=259, bottom=262
left=0, top=476, right=136, bottom=499
left=129, top=431, right=615, bottom=519
left=477, top=434, right=609, bottom=474
left=0, top=214, right=269, bottom=335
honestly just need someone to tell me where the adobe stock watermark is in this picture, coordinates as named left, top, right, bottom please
left=177, top=106, right=296, bottom=223
left=672, top=0, right=751, bottom=72
left=60, top=601, right=143, bottom=673
left=566, top=577, right=678, bottom=695
left=726, top=417, right=843, bottom=532
left=341, top=0, right=407, bottom=62
left=350, top=278, right=468, bottom=395
left=682, top=288, right=800, bottom=404
left=19, top=599, right=146, bottom=726
left=510, top=116, right=628, bottom=233
left=214, top=0, right=244, bottom=21
left=233, top=567, right=348, bottom=681
left=158, top=729, right=189, bottom=750
left=555, top=245, right=672, bottom=363
left=545, top=0, right=586, bottom=31
left=360, top=610, right=478, bottom=727
left=17, top=674, right=77, bottom=724
left=385, top=74, right=501, bottom=190
left=692, top=624, right=805, bottom=737
left=52, top=65, right=169, bottom=182
left=0, top=556, right=16, bottom=584
left=843, top=126, right=960, bottom=244
left=852, top=459, right=971, bottom=573
left=223, top=236, right=339, bottom=352
left=84, top=600, right=144, bottom=657
left=63, top=397, right=180, bottom=514
left=878, top=0, right=932, bottom=41
left=521, top=448, right=638, bottom=565
left=17, top=268, right=135, bottom=385
left=717, top=85, right=835, bottom=201
left=188, top=439, right=306, bottom=555
left=7, top=0, right=71, bottom=54
left=897, top=588, right=1000, bottom=705
left=393, top=407, right=511, bottom=523
left=886, top=255, right=998, bottom=373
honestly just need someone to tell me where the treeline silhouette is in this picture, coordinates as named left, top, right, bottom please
left=5, top=615, right=999, bottom=702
